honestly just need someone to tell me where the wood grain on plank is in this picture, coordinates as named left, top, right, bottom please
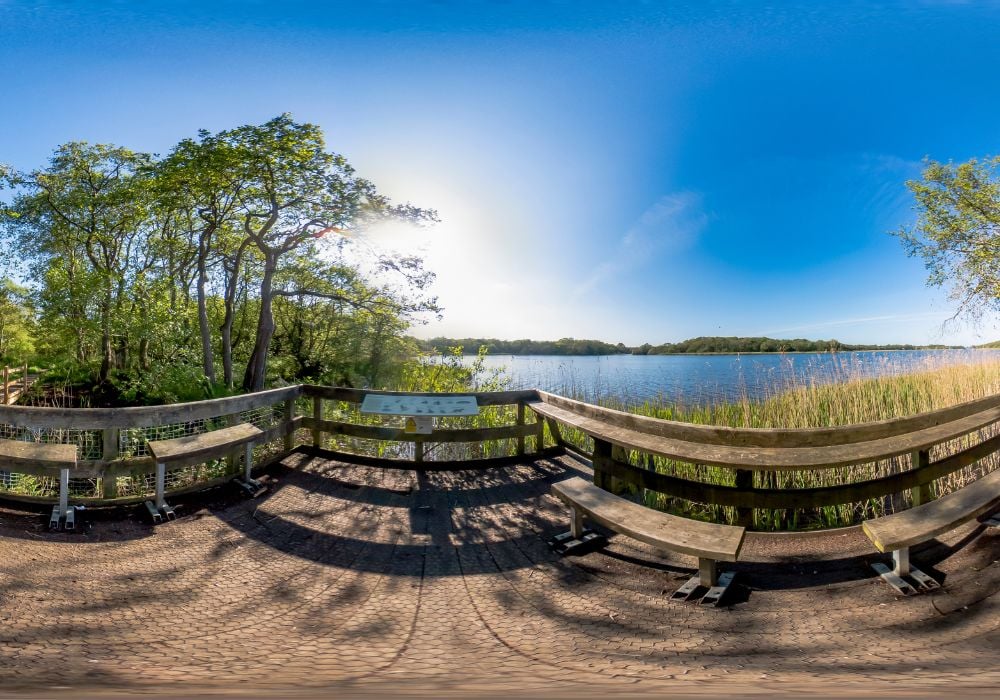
left=147, top=423, right=262, bottom=463
left=551, top=476, right=745, bottom=561
left=529, top=399, right=1000, bottom=471
left=0, top=438, right=76, bottom=468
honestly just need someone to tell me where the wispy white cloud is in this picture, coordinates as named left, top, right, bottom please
left=761, top=311, right=952, bottom=337
left=573, top=192, right=707, bottom=297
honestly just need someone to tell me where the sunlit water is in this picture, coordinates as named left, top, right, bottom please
left=460, top=350, right=1000, bottom=407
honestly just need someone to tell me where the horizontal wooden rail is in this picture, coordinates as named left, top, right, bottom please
left=2, top=383, right=998, bottom=526
left=0, top=385, right=302, bottom=430
left=599, top=432, right=1000, bottom=509
left=537, top=390, right=1000, bottom=448
left=302, top=416, right=537, bottom=443
left=530, top=396, right=1000, bottom=471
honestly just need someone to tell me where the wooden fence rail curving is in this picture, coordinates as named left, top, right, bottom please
left=0, top=384, right=998, bottom=530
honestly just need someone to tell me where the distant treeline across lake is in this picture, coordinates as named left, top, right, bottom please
left=457, top=350, right=1000, bottom=406
left=420, top=335, right=964, bottom=356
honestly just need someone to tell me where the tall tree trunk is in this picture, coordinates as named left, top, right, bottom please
left=220, top=240, right=248, bottom=389
left=242, top=256, right=276, bottom=392
left=99, top=285, right=113, bottom=382
left=196, top=248, right=216, bottom=384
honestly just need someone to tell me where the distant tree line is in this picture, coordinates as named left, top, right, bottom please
left=421, top=335, right=963, bottom=356
left=420, top=337, right=629, bottom=356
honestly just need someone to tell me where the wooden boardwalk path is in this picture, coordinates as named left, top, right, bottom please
left=0, top=451, right=997, bottom=698
left=2, top=369, right=39, bottom=405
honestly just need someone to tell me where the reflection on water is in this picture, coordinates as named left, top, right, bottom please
left=463, top=350, right=1000, bottom=408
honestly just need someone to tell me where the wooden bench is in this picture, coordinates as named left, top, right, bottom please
left=862, top=467, right=1000, bottom=595
left=145, top=422, right=262, bottom=523
left=551, top=476, right=746, bottom=606
left=531, top=390, right=1000, bottom=597
left=0, top=439, right=77, bottom=530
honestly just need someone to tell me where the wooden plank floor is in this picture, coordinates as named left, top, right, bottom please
left=0, top=451, right=997, bottom=697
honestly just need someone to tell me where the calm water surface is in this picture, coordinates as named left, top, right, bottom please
left=464, top=350, right=1000, bottom=407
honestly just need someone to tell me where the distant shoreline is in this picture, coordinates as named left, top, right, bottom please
left=443, top=348, right=984, bottom=357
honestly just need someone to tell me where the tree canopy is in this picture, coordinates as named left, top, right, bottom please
left=1, top=114, right=438, bottom=402
left=896, top=156, right=1000, bottom=323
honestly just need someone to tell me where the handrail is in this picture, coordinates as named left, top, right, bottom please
left=536, top=390, right=1000, bottom=447
left=0, top=384, right=997, bottom=531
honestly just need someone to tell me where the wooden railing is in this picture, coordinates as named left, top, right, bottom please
left=0, top=384, right=997, bottom=530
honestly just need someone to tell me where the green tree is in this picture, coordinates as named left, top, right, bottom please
left=896, top=156, right=1000, bottom=322
left=0, top=279, right=35, bottom=361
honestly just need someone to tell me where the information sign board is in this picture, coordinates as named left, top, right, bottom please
left=359, top=394, right=479, bottom=417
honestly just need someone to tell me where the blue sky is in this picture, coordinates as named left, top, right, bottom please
left=2, top=1, right=999, bottom=345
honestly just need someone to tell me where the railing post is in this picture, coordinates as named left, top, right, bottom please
left=282, top=399, right=294, bottom=452
left=535, top=412, right=545, bottom=453
left=414, top=439, right=424, bottom=464
left=516, top=402, right=525, bottom=456
left=101, top=428, right=120, bottom=499
left=593, top=438, right=613, bottom=491
left=911, top=449, right=933, bottom=506
left=312, top=396, right=323, bottom=449
left=734, top=469, right=754, bottom=528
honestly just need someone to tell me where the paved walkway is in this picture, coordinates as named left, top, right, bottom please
left=1, top=452, right=997, bottom=697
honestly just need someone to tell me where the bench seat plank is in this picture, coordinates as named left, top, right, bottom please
left=529, top=400, right=1000, bottom=471
left=0, top=439, right=76, bottom=469
left=862, top=467, right=1000, bottom=552
left=552, top=476, right=745, bottom=562
left=147, top=423, right=262, bottom=463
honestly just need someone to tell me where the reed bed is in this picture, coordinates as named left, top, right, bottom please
left=555, top=356, right=1000, bottom=530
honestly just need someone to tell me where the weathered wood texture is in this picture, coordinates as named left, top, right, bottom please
left=301, top=416, right=537, bottom=443
left=537, top=390, right=1000, bottom=447
left=0, top=439, right=76, bottom=469
left=862, top=466, right=1000, bottom=552
left=595, top=434, right=1000, bottom=508
left=528, top=398, right=1000, bottom=471
left=147, top=423, right=263, bottom=463
left=0, top=385, right=301, bottom=430
left=552, top=476, right=746, bottom=561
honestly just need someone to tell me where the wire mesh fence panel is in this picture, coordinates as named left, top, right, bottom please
left=0, top=424, right=102, bottom=460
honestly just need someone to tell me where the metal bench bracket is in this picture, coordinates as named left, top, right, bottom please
left=549, top=529, right=606, bottom=556
left=871, top=562, right=919, bottom=596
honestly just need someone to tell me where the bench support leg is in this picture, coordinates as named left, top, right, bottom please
left=549, top=505, right=606, bottom=555
left=698, top=557, right=718, bottom=587
left=871, top=546, right=940, bottom=595
left=570, top=506, right=584, bottom=539
left=144, top=462, right=175, bottom=523
left=893, top=547, right=909, bottom=577
left=671, top=559, right=735, bottom=607
left=234, top=442, right=267, bottom=498
left=50, top=467, right=73, bottom=530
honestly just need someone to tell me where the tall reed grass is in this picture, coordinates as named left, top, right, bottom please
left=557, top=355, right=1000, bottom=530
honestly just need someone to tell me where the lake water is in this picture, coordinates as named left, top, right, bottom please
left=464, top=350, right=1000, bottom=407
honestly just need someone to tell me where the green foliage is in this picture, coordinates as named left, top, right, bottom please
left=0, top=115, right=438, bottom=404
left=0, top=278, right=35, bottom=361
left=420, top=337, right=629, bottom=355
left=398, top=346, right=509, bottom=393
left=895, top=155, right=1000, bottom=322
